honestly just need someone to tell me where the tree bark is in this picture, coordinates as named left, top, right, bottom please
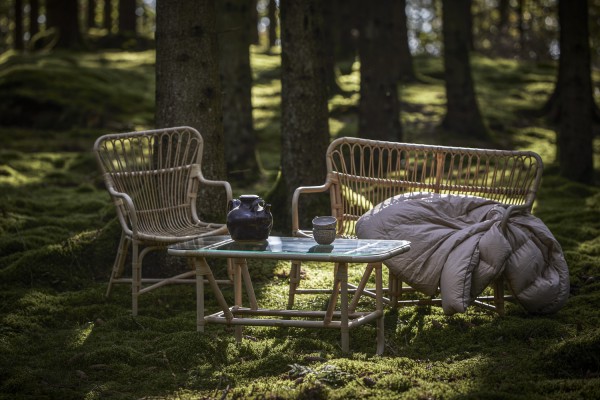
left=46, top=0, right=84, bottom=49
left=14, top=0, right=24, bottom=50
left=268, top=0, right=277, bottom=48
left=155, top=0, right=227, bottom=221
left=332, top=0, right=358, bottom=70
left=29, top=0, right=39, bottom=39
left=394, top=0, right=416, bottom=82
left=217, top=0, right=258, bottom=183
left=278, top=0, right=330, bottom=231
left=321, top=0, right=342, bottom=95
left=556, top=0, right=595, bottom=183
left=104, top=0, right=112, bottom=32
left=249, top=0, right=259, bottom=45
left=358, top=0, right=402, bottom=142
left=441, top=0, right=487, bottom=138
left=118, top=0, right=137, bottom=37
left=87, top=0, right=96, bottom=31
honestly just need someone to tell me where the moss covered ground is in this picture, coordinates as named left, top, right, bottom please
left=0, top=47, right=599, bottom=399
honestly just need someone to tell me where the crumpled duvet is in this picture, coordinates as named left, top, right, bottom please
left=356, top=192, right=570, bottom=315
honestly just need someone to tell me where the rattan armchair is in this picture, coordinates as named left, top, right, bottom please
left=291, top=137, right=543, bottom=315
left=94, top=126, right=233, bottom=316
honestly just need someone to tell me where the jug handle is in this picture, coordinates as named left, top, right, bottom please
left=228, top=198, right=241, bottom=212
left=252, top=198, right=264, bottom=211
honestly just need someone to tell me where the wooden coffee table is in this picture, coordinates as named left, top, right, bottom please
left=168, top=235, right=410, bottom=354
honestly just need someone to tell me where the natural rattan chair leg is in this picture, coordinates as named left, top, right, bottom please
left=131, top=241, right=141, bottom=316
left=106, top=233, right=130, bottom=298
left=388, top=274, right=402, bottom=308
left=494, top=277, right=505, bottom=316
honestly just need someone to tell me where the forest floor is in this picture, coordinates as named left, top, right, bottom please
left=0, top=47, right=599, bottom=399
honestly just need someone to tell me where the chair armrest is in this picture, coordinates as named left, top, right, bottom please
left=292, top=182, right=332, bottom=237
left=191, top=165, right=233, bottom=202
left=197, top=175, right=233, bottom=203
left=106, top=185, right=136, bottom=236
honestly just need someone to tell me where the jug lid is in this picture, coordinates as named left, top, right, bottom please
left=239, top=194, right=260, bottom=201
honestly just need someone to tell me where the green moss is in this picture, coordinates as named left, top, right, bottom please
left=540, top=328, right=600, bottom=378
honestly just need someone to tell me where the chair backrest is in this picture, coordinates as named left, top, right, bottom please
left=93, top=126, right=204, bottom=235
left=325, top=137, right=544, bottom=237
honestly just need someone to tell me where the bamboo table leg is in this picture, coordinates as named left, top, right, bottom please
left=195, top=257, right=233, bottom=332
left=375, top=262, right=384, bottom=355
left=337, top=262, right=349, bottom=353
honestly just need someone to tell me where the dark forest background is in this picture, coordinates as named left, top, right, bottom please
left=1, top=1, right=598, bottom=224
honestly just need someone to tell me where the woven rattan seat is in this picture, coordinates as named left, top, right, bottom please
left=94, top=126, right=233, bottom=316
left=291, top=136, right=543, bottom=315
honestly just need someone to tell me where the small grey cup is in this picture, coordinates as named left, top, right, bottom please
left=312, top=216, right=337, bottom=245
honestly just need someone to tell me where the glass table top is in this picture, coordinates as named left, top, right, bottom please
left=168, top=235, right=410, bottom=263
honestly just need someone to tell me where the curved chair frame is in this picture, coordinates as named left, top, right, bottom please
left=291, top=137, right=543, bottom=315
left=94, top=126, right=233, bottom=315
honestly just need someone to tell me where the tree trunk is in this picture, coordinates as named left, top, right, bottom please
left=332, top=0, right=358, bottom=71
left=322, top=0, right=342, bottom=96
left=541, top=0, right=600, bottom=124
left=278, top=0, right=330, bottom=231
left=217, top=0, right=258, bottom=183
left=87, top=0, right=96, bottom=30
left=518, top=0, right=526, bottom=56
left=498, top=0, right=510, bottom=33
left=268, top=0, right=277, bottom=48
left=394, top=0, right=416, bottom=82
left=29, top=0, right=39, bottom=45
left=155, top=0, right=227, bottom=222
left=46, top=0, right=84, bottom=49
left=104, top=0, right=112, bottom=32
left=358, top=0, right=402, bottom=142
left=556, top=0, right=595, bottom=183
left=249, top=0, right=259, bottom=45
left=465, top=0, right=475, bottom=51
left=14, top=0, right=24, bottom=50
left=118, top=0, right=136, bottom=37
left=441, top=0, right=487, bottom=138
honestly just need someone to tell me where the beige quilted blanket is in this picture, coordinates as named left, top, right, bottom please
left=356, top=192, right=570, bottom=315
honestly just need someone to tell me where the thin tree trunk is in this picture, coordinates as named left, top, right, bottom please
left=518, top=0, right=526, bottom=56
left=46, top=0, right=84, bottom=49
left=441, top=0, right=487, bottom=138
left=395, top=0, right=416, bottom=82
left=87, top=0, right=96, bottom=31
left=322, top=0, right=342, bottom=96
left=118, top=0, right=136, bottom=37
left=278, top=0, right=330, bottom=230
left=217, top=0, right=258, bottom=183
left=332, top=0, right=358, bottom=71
left=249, top=0, right=259, bottom=45
left=14, top=0, right=24, bottom=50
left=29, top=0, right=39, bottom=46
left=104, top=0, right=112, bottom=32
left=30, top=1, right=39, bottom=33
left=556, top=0, right=595, bottom=183
left=268, top=0, right=277, bottom=48
left=155, top=0, right=227, bottom=221
left=358, top=0, right=402, bottom=142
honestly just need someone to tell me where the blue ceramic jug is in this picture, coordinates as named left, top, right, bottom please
left=226, top=194, right=273, bottom=241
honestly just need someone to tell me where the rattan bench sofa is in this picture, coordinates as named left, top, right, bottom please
left=290, top=136, right=544, bottom=315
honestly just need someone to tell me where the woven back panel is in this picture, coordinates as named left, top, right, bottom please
left=94, top=127, right=204, bottom=234
left=326, top=138, right=543, bottom=237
